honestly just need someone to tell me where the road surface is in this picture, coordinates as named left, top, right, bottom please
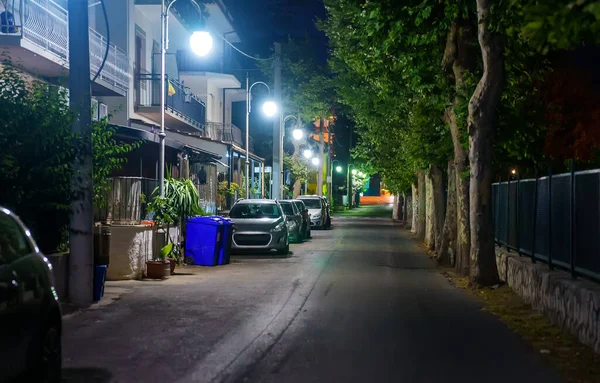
left=62, top=204, right=560, bottom=383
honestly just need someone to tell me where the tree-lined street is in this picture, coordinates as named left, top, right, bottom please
left=61, top=206, right=559, bottom=382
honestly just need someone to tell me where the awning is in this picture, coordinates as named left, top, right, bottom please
left=113, top=124, right=222, bottom=161
left=230, top=143, right=265, bottom=163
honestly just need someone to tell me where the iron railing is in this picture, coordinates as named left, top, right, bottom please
left=137, top=73, right=206, bottom=130
left=492, top=168, right=600, bottom=282
left=201, top=121, right=254, bottom=152
left=0, top=0, right=130, bottom=91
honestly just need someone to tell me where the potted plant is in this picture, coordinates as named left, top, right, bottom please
left=145, top=195, right=174, bottom=279
left=147, top=168, right=204, bottom=275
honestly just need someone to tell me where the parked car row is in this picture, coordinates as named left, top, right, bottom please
left=228, top=195, right=332, bottom=255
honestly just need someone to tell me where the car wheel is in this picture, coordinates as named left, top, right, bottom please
left=30, top=321, right=62, bottom=383
left=277, top=243, right=289, bottom=255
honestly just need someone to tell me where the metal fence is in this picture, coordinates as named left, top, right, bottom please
left=492, top=169, right=600, bottom=281
left=96, top=177, right=159, bottom=224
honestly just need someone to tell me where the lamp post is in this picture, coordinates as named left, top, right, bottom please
left=159, top=0, right=210, bottom=197
left=245, top=75, right=276, bottom=197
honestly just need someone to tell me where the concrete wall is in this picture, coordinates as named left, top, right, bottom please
left=495, top=247, right=600, bottom=354
left=106, top=225, right=180, bottom=280
left=106, top=225, right=153, bottom=280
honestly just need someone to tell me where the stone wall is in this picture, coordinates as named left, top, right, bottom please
left=496, top=247, right=600, bottom=354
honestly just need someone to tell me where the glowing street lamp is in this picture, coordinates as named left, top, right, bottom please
left=262, top=101, right=278, bottom=117
left=159, top=0, right=208, bottom=196
left=293, top=128, right=304, bottom=141
left=312, top=157, right=320, bottom=166
left=351, top=169, right=357, bottom=176
left=335, top=165, right=343, bottom=173
left=189, top=31, right=213, bottom=57
left=303, top=149, right=313, bottom=159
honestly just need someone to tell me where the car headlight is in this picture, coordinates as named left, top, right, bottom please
left=270, top=221, right=286, bottom=232
left=288, top=220, right=297, bottom=229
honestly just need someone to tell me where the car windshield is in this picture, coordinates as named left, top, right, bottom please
left=230, top=203, right=281, bottom=219
left=280, top=202, right=295, bottom=216
left=301, top=198, right=321, bottom=209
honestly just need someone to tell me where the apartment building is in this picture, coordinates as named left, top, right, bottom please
left=0, top=0, right=264, bottom=214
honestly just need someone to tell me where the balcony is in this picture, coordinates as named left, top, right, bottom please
left=201, top=122, right=254, bottom=152
left=136, top=73, right=206, bottom=133
left=0, top=0, right=130, bottom=96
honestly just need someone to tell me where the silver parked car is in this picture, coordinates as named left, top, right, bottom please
left=279, top=200, right=303, bottom=243
left=229, top=199, right=289, bottom=255
left=298, top=195, right=328, bottom=229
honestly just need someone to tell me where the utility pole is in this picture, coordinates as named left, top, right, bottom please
left=317, top=117, right=325, bottom=196
left=68, top=0, right=93, bottom=307
left=272, top=42, right=282, bottom=199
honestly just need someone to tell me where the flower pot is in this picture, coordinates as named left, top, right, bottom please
left=167, top=258, right=176, bottom=274
left=146, top=260, right=170, bottom=279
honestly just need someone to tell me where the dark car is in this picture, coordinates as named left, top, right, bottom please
left=291, top=199, right=311, bottom=239
left=229, top=199, right=289, bottom=255
left=0, top=207, right=62, bottom=382
left=279, top=200, right=303, bottom=243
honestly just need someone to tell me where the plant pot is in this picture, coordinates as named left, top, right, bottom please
left=167, top=258, right=176, bottom=274
left=146, top=260, right=170, bottom=279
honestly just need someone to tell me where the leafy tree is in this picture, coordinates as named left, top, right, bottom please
left=0, top=63, right=139, bottom=252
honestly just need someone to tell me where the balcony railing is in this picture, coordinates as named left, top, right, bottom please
left=202, top=122, right=254, bottom=152
left=137, top=73, right=206, bottom=130
left=0, top=0, right=130, bottom=91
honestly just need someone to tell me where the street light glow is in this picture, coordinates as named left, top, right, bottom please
left=303, top=149, right=313, bottom=159
left=336, top=165, right=342, bottom=173
left=312, top=157, right=320, bottom=166
left=511, top=168, right=517, bottom=175
left=293, top=128, right=304, bottom=140
left=358, top=172, right=365, bottom=177
left=262, top=101, right=278, bottom=117
left=351, top=169, right=357, bottom=175
left=189, top=31, right=213, bottom=57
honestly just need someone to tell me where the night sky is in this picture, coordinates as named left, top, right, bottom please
left=223, top=0, right=329, bottom=161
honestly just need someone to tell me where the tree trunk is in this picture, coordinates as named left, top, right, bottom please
left=392, top=194, right=399, bottom=220
left=468, top=0, right=503, bottom=287
left=425, top=171, right=434, bottom=249
left=405, top=193, right=412, bottom=230
left=443, top=21, right=476, bottom=277
left=411, top=184, right=418, bottom=234
left=398, top=194, right=405, bottom=223
left=293, top=179, right=301, bottom=198
left=417, top=172, right=426, bottom=240
left=437, top=160, right=457, bottom=266
left=431, top=166, right=445, bottom=252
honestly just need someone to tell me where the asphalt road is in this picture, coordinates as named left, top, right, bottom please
left=62, top=205, right=561, bottom=383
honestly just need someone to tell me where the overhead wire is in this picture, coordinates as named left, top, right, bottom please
left=92, top=0, right=109, bottom=83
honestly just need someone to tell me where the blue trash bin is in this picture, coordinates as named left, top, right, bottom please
left=93, top=265, right=107, bottom=302
left=186, top=216, right=224, bottom=266
left=212, top=216, right=233, bottom=265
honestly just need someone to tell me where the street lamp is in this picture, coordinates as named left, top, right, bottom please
left=336, top=165, right=343, bottom=173
left=246, top=77, right=277, bottom=197
left=312, top=157, right=320, bottom=166
left=159, top=0, right=207, bottom=196
left=303, top=149, right=313, bottom=159
left=351, top=169, right=357, bottom=176
left=189, top=31, right=213, bottom=57
left=292, top=128, right=304, bottom=140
